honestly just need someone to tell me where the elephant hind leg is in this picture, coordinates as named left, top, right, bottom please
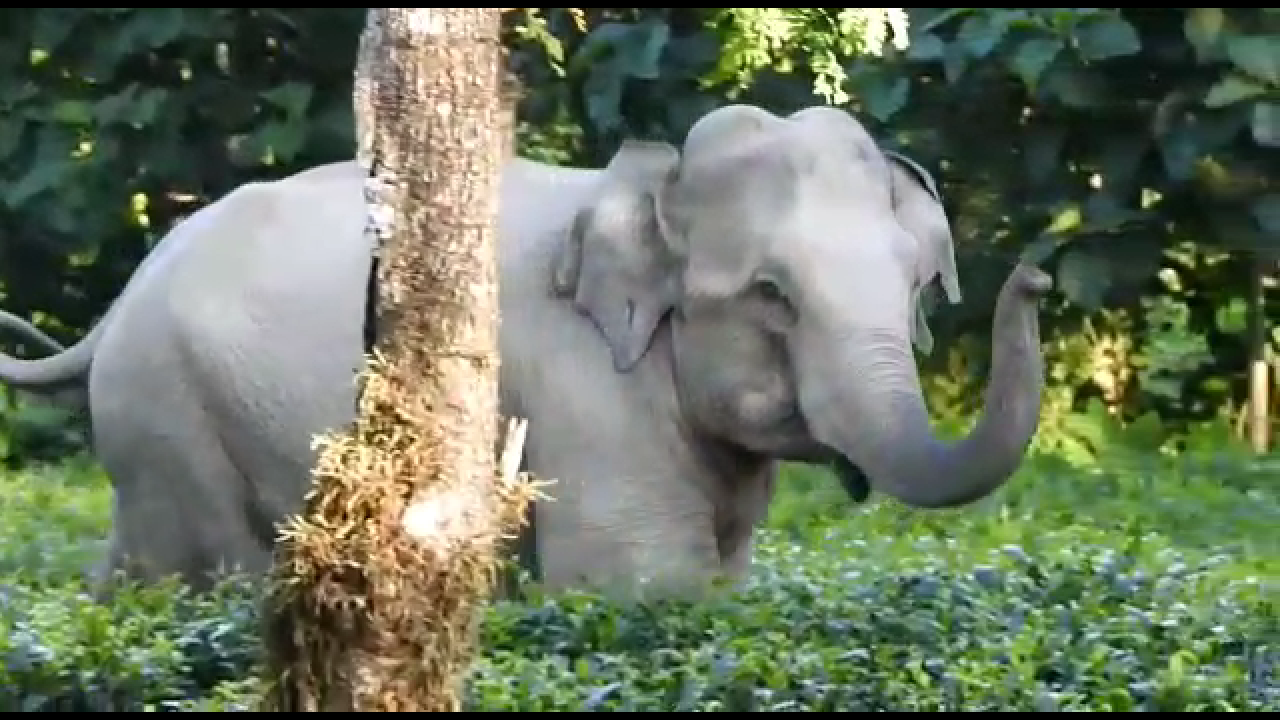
left=92, top=446, right=271, bottom=600
left=89, top=492, right=194, bottom=602
left=90, top=383, right=273, bottom=598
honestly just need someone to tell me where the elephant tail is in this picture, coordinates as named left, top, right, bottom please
left=0, top=309, right=68, bottom=355
left=0, top=317, right=102, bottom=392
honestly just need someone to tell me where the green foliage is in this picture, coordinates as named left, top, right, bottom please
left=1, top=8, right=1277, bottom=463
left=707, top=9, right=911, bottom=104
left=0, top=8, right=364, bottom=352
left=2, top=447, right=1277, bottom=711
left=0, top=389, right=86, bottom=468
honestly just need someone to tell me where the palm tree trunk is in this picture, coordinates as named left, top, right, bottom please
left=259, top=8, right=535, bottom=712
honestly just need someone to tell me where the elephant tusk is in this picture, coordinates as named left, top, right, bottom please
left=498, top=416, right=529, bottom=487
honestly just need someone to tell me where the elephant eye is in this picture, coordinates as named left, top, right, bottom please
left=750, top=276, right=797, bottom=330
left=749, top=275, right=797, bottom=330
left=754, top=278, right=785, bottom=303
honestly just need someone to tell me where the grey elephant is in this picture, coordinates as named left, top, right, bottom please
left=0, top=103, right=1051, bottom=601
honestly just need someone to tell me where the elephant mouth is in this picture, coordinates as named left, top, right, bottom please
left=715, top=405, right=873, bottom=506
left=776, top=441, right=872, bottom=505
left=825, top=453, right=872, bottom=504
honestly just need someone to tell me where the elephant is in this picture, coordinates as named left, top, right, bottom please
left=0, top=103, right=1052, bottom=602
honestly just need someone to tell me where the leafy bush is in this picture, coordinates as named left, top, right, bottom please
left=1, top=448, right=1277, bottom=711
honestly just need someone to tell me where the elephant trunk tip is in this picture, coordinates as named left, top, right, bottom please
left=1008, top=263, right=1053, bottom=298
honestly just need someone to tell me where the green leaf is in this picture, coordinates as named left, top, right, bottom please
left=582, top=64, right=624, bottom=134
left=132, top=7, right=190, bottom=48
left=1215, top=296, right=1248, bottom=335
left=261, top=82, right=313, bottom=121
left=129, top=87, right=167, bottom=128
left=1159, top=125, right=1201, bottom=182
left=906, top=33, right=945, bottom=61
left=1096, top=233, right=1165, bottom=291
left=569, top=22, right=631, bottom=76
left=1056, top=247, right=1112, bottom=310
left=1183, top=8, right=1226, bottom=63
left=1204, top=74, right=1268, bottom=108
left=1044, top=65, right=1109, bottom=108
left=943, top=42, right=968, bottom=84
left=30, top=9, right=75, bottom=53
left=1097, top=132, right=1148, bottom=194
left=1225, top=34, right=1280, bottom=86
left=515, top=8, right=566, bottom=72
left=1122, top=411, right=1166, bottom=452
left=0, top=118, right=22, bottom=161
left=94, top=84, right=168, bottom=128
left=956, top=13, right=1009, bottom=59
left=1021, top=234, right=1065, bottom=265
left=51, top=100, right=92, bottom=126
left=1252, top=193, right=1280, bottom=236
left=1203, top=103, right=1253, bottom=147
left=1023, top=124, right=1066, bottom=185
left=1045, top=204, right=1083, bottom=235
left=859, top=73, right=909, bottom=123
left=664, top=93, right=719, bottom=141
left=572, top=21, right=668, bottom=84
left=1010, top=36, right=1063, bottom=91
left=94, top=85, right=138, bottom=126
left=4, top=159, right=68, bottom=208
left=918, top=7, right=971, bottom=34
left=1251, top=102, right=1280, bottom=147
left=1205, top=208, right=1265, bottom=250
left=616, top=21, right=669, bottom=80
left=0, top=82, right=38, bottom=107
left=1083, top=191, right=1142, bottom=233
left=255, top=121, right=307, bottom=164
left=1074, top=13, right=1141, bottom=61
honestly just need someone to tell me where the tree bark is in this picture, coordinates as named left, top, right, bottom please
left=259, top=8, right=534, bottom=712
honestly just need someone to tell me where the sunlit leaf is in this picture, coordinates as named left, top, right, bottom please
left=1225, top=34, right=1280, bottom=86
left=1204, top=74, right=1268, bottom=107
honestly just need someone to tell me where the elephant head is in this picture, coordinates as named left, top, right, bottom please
left=552, top=103, right=1051, bottom=509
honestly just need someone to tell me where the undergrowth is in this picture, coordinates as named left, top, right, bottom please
left=1, top=444, right=1277, bottom=711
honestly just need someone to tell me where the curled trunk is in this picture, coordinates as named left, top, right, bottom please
left=820, top=263, right=1052, bottom=509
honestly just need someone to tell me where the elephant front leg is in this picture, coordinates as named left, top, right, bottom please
left=718, top=531, right=755, bottom=585
left=534, top=475, right=722, bottom=602
left=716, top=464, right=775, bottom=587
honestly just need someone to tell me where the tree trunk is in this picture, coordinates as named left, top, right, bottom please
left=258, top=8, right=535, bottom=712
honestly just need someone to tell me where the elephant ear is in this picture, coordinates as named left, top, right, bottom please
left=551, top=139, right=683, bottom=373
left=884, top=150, right=962, bottom=355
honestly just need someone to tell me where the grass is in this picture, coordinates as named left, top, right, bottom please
left=1, top=445, right=1277, bottom=711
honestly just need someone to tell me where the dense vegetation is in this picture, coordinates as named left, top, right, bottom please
left=3, top=444, right=1277, bottom=711
left=0, top=7, right=1277, bottom=713
left=0, top=8, right=1275, bottom=462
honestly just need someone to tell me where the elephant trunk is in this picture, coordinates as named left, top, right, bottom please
left=807, top=264, right=1051, bottom=509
